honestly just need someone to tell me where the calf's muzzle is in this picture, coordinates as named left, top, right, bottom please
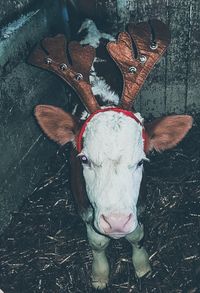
left=99, top=213, right=135, bottom=237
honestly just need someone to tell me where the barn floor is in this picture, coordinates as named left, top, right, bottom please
left=0, top=115, right=200, bottom=293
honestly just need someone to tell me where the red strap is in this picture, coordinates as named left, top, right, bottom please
left=76, top=107, right=147, bottom=153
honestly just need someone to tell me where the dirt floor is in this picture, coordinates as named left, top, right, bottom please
left=0, top=114, right=199, bottom=293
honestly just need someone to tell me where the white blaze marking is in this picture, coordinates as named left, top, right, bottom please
left=81, top=111, right=146, bottom=233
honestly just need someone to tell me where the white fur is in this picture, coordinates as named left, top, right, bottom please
left=79, top=19, right=115, bottom=48
left=90, top=59, right=120, bottom=105
left=81, top=111, right=146, bottom=235
left=80, top=110, right=90, bottom=120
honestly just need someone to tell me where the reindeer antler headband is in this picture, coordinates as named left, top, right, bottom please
left=28, top=20, right=170, bottom=152
left=28, top=34, right=100, bottom=113
left=108, top=20, right=171, bottom=109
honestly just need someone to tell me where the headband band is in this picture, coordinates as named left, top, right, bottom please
left=76, top=107, right=147, bottom=153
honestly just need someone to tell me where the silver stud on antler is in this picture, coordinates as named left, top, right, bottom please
left=150, top=42, right=158, bottom=50
left=129, top=66, right=137, bottom=73
left=139, top=55, right=147, bottom=64
left=45, top=57, right=53, bottom=65
left=75, top=73, right=83, bottom=81
left=60, top=63, right=68, bottom=71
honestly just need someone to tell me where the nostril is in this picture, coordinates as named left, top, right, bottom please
left=100, top=215, right=112, bottom=232
left=124, top=213, right=133, bottom=227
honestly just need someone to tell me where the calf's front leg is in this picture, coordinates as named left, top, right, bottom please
left=126, top=223, right=151, bottom=278
left=86, top=223, right=110, bottom=289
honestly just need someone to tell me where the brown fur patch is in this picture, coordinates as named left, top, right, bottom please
left=35, top=105, right=78, bottom=145
left=145, top=115, right=193, bottom=152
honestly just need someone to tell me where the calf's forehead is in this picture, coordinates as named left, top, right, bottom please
left=82, top=112, right=144, bottom=162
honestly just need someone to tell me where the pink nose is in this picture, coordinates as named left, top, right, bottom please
left=99, top=213, right=134, bottom=235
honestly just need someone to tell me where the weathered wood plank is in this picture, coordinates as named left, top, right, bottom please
left=165, top=1, right=190, bottom=114
left=0, top=2, right=66, bottom=231
left=186, top=0, right=200, bottom=113
left=0, top=0, right=35, bottom=26
left=136, top=0, right=168, bottom=117
left=136, top=0, right=167, bottom=21
left=116, top=0, right=137, bottom=31
left=96, top=0, right=118, bottom=33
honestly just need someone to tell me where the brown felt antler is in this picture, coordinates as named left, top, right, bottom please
left=28, top=34, right=100, bottom=113
left=107, top=19, right=171, bottom=110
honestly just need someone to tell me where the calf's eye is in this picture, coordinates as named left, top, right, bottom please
left=80, top=155, right=89, bottom=165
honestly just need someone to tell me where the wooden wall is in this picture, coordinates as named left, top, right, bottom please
left=73, top=0, right=200, bottom=117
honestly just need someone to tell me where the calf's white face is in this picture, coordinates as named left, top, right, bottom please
left=80, top=111, right=146, bottom=238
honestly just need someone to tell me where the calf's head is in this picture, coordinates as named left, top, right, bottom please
left=30, top=20, right=192, bottom=239
left=35, top=105, right=192, bottom=238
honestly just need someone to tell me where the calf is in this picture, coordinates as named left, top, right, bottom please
left=29, top=20, right=192, bottom=289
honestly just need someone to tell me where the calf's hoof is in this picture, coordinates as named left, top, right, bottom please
left=135, top=262, right=151, bottom=278
left=91, top=254, right=109, bottom=289
left=132, top=247, right=152, bottom=278
left=92, top=276, right=108, bottom=289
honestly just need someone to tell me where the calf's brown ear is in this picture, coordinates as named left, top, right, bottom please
left=35, top=105, right=78, bottom=145
left=145, top=115, right=193, bottom=152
